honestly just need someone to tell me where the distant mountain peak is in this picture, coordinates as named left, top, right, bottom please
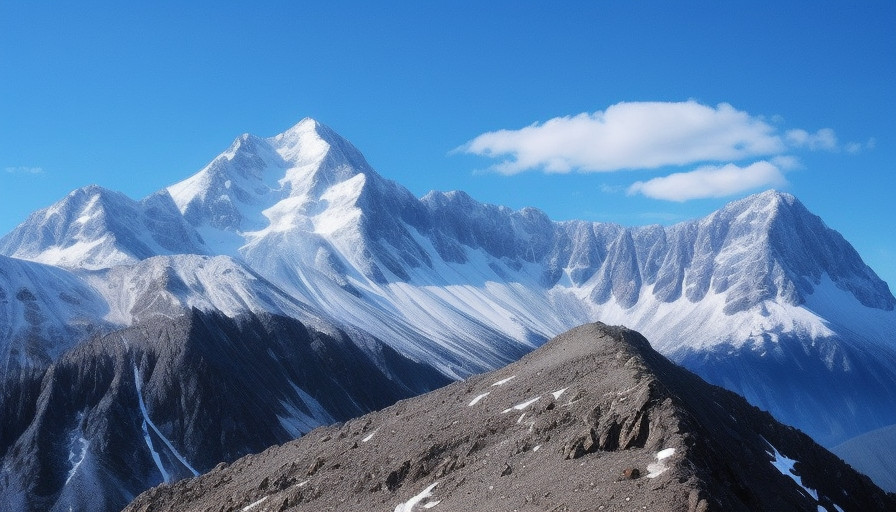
left=751, top=188, right=795, bottom=203
left=0, top=183, right=205, bottom=270
left=270, top=116, right=321, bottom=140
left=164, top=120, right=381, bottom=238
left=713, top=188, right=794, bottom=224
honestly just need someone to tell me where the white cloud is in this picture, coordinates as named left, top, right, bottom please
left=462, top=101, right=786, bottom=174
left=785, top=128, right=837, bottom=150
left=4, top=166, right=45, bottom=175
left=627, top=161, right=787, bottom=202
left=461, top=100, right=864, bottom=202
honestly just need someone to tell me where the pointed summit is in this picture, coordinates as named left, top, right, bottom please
left=165, top=120, right=382, bottom=239
left=267, top=118, right=376, bottom=181
left=711, top=189, right=796, bottom=229
left=266, top=117, right=330, bottom=164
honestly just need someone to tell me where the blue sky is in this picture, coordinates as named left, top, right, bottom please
left=1, top=1, right=894, bottom=288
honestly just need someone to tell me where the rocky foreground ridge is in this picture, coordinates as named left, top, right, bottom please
left=125, top=323, right=895, bottom=512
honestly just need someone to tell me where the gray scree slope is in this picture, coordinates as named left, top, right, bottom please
left=125, top=323, right=895, bottom=512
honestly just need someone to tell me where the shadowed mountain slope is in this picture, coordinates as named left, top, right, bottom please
left=0, top=310, right=449, bottom=512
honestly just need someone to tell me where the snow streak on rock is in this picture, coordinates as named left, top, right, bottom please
left=394, top=482, right=439, bottom=512
left=134, top=365, right=200, bottom=480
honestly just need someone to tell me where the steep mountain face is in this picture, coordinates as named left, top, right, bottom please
left=0, top=310, right=449, bottom=512
left=124, top=323, right=896, bottom=512
left=1, top=118, right=895, bottom=507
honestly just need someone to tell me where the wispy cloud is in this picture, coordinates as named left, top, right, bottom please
left=785, top=128, right=837, bottom=150
left=627, top=161, right=787, bottom=202
left=845, top=137, right=876, bottom=154
left=770, top=155, right=802, bottom=170
left=461, top=101, right=786, bottom=175
left=5, top=166, right=45, bottom=175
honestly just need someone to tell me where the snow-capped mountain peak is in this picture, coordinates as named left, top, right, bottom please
left=165, top=119, right=377, bottom=240
left=266, top=118, right=377, bottom=199
left=729, top=189, right=893, bottom=310
left=0, top=185, right=205, bottom=270
left=268, top=117, right=331, bottom=163
left=166, top=132, right=287, bottom=233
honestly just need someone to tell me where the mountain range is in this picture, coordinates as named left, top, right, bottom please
left=0, top=119, right=894, bottom=510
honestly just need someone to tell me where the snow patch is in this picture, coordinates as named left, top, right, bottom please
left=395, top=482, right=439, bottom=512
left=656, top=447, right=675, bottom=460
left=766, top=441, right=819, bottom=501
left=551, top=388, right=567, bottom=400
left=491, top=376, right=516, bottom=386
left=468, top=392, right=490, bottom=406
left=278, top=382, right=335, bottom=438
left=502, top=396, right=540, bottom=414
left=242, top=496, right=268, bottom=511
left=646, top=447, right=675, bottom=478
left=140, top=411, right=170, bottom=482
left=64, top=434, right=89, bottom=486
left=134, top=365, right=200, bottom=479
left=134, top=367, right=171, bottom=483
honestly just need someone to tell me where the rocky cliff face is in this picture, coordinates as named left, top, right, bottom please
left=124, top=323, right=896, bottom=512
